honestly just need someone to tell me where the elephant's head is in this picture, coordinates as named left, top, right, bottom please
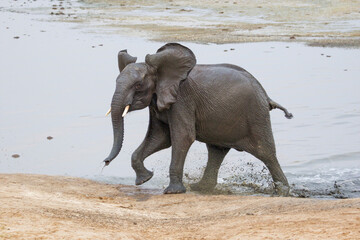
left=103, top=43, right=196, bottom=165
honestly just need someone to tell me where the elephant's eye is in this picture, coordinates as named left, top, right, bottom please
left=135, top=83, right=142, bottom=90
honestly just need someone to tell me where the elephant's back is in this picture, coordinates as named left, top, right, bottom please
left=185, top=64, right=271, bottom=146
left=188, top=64, right=269, bottom=106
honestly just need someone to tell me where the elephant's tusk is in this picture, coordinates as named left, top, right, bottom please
left=105, top=108, right=111, bottom=116
left=122, top=105, right=130, bottom=117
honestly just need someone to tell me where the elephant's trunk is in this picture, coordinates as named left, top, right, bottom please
left=104, top=94, right=126, bottom=166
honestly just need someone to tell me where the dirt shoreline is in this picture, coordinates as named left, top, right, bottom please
left=1, top=174, right=360, bottom=239
left=6, top=0, right=359, bottom=47
left=64, top=0, right=360, bottom=47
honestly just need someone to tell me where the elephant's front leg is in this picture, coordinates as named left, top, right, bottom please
left=131, top=109, right=171, bottom=185
left=164, top=121, right=195, bottom=194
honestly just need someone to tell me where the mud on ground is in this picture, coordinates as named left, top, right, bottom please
left=55, top=0, right=360, bottom=47
left=1, top=174, right=360, bottom=239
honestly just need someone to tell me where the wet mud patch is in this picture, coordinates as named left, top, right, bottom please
left=289, top=176, right=360, bottom=199
left=182, top=158, right=360, bottom=199
left=116, top=185, right=163, bottom=201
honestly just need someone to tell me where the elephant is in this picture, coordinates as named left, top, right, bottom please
left=103, top=43, right=293, bottom=195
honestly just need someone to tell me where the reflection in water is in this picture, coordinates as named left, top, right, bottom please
left=0, top=0, right=359, bottom=199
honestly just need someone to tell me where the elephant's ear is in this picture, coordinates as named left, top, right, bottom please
left=118, top=50, right=137, bottom=72
left=145, top=43, right=196, bottom=111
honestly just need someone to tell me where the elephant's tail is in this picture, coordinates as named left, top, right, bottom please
left=269, top=99, right=293, bottom=119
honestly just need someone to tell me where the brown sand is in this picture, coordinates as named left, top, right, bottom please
left=1, top=174, right=360, bottom=239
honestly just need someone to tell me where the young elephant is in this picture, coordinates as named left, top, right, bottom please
left=103, top=43, right=293, bottom=195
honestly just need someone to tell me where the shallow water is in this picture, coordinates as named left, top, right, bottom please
left=0, top=0, right=359, bottom=198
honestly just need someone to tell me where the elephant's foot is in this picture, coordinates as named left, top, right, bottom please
left=273, top=181, right=290, bottom=197
left=164, top=182, right=186, bottom=194
left=135, top=169, right=153, bottom=185
left=190, top=180, right=216, bottom=192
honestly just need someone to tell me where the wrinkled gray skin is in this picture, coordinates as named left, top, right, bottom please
left=104, top=43, right=293, bottom=195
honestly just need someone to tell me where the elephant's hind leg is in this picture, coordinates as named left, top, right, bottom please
left=190, top=144, right=230, bottom=192
left=132, top=108, right=171, bottom=185
left=245, top=127, right=290, bottom=196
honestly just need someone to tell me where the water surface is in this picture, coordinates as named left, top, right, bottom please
left=1, top=0, right=359, bottom=198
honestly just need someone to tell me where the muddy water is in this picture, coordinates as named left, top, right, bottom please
left=0, top=0, right=359, bottom=198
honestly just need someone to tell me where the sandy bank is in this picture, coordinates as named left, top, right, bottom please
left=72, top=0, right=360, bottom=47
left=4, top=0, right=359, bottom=47
left=1, top=174, right=359, bottom=239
